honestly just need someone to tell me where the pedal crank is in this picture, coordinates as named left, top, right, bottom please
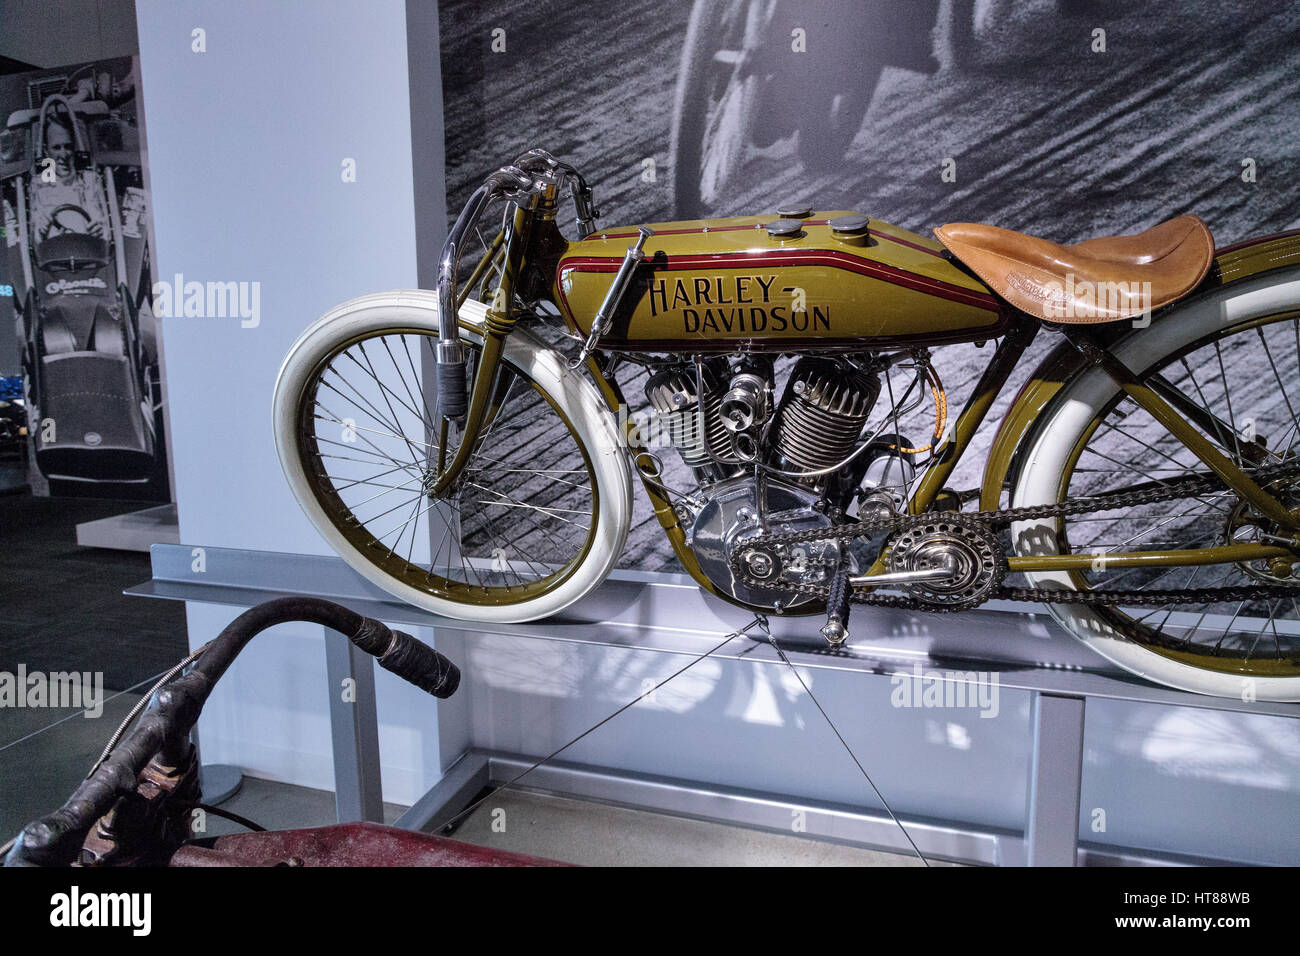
left=820, top=565, right=851, bottom=646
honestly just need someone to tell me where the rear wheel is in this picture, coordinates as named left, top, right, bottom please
left=1011, top=268, right=1300, bottom=699
left=273, top=291, right=632, bottom=623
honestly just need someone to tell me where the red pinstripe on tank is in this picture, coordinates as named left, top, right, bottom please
left=555, top=248, right=1000, bottom=315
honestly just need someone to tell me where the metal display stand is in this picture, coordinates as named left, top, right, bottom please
left=197, top=763, right=244, bottom=806
left=128, top=544, right=1300, bottom=866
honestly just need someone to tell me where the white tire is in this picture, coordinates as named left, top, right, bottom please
left=1011, top=267, right=1300, bottom=699
left=273, top=290, right=632, bottom=624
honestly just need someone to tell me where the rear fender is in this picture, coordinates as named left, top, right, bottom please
left=978, top=229, right=1300, bottom=510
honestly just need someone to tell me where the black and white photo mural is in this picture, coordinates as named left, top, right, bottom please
left=0, top=54, right=170, bottom=500
left=436, top=0, right=1300, bottom=570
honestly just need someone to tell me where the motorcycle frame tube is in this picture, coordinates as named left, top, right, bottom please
left=1067, top=327, right=1300, bottom=533
left=1040, top=308, right=1300, bottom=574
left=860, top=311, right=1295, bottom=577
left=907, top=315, right=1038, bottom=516
left=1006, top=543, right=1293, bottom=573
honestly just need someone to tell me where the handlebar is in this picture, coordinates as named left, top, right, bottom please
left=3, top=597, right=459, bottom=867
left=435, top=149, right=596, bottom=420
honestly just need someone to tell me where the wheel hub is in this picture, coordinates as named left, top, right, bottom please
left=1224, top=469, right=1300, bottom=585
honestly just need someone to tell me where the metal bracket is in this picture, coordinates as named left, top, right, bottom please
left=323, top=625, right=385, bottom=823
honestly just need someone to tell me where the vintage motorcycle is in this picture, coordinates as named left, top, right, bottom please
left=273, top=149, right=1300, bottom=701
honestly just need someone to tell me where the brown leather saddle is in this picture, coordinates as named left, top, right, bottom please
left=934, top=215, right=1214, bottom=323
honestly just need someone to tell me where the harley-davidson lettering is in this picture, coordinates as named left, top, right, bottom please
left=647, top=274, right=830, bottom=333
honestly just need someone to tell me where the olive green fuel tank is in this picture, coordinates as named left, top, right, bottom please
left=551, top=212, right=1006, bottom=352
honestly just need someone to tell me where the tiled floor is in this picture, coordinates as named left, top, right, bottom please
left=0, top=491, right=188, bottom=841
left=0, top=691, right=144, bottom=840
left=0, top=493, right=188, bottom=696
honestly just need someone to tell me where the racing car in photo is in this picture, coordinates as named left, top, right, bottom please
left=1, top=77, right=160, bottom=486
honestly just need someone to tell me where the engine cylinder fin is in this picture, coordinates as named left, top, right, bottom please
left=771, top=358, right=879, bottom=472
left=645, top=362, right=739, bottom=470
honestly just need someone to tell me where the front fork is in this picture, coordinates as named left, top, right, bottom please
left=429, top=150, right=593, bottom=495
left=424, top=204, right=528, bottom=498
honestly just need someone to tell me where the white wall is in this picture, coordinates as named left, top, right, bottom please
left=136, top=0, right=452, bottom=803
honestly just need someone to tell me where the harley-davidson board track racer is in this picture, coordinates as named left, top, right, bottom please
left=274, top=150, right=1300, bottom=700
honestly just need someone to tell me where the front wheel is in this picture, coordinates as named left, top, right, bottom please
left=273, top=291, right=632, bottom=624
left=1010, top=267, right=1300, bottom=699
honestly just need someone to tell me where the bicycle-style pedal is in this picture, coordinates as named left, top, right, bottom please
left=820, top=566, right=852, bottom=646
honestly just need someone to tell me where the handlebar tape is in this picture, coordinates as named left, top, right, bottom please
left=3, top=598, right=460, bottom=867
left=351, top=618, right=461, bottom=699
left=437, top=358, right=468, bottom=421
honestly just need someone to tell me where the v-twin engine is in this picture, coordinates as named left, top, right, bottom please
left=645, top=356, right=887, bottom=607
left=769, top=358, right=879, bottom=474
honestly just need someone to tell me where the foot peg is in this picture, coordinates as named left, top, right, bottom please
left=820, top=566, right=852, bottom=646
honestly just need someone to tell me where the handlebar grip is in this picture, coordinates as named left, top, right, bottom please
left=377, top=629, right=461, bottom=699
left=351, top=617, right=460, bottom=698
left=437, top=359, right=468, bottom=420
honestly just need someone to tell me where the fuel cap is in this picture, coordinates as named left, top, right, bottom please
left=829, top=214, right=870, bottom=235
left=775, top=205, right=812, bottom=219
left=764, top=218, right=805, bottom=238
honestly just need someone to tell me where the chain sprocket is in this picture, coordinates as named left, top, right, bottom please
left=728, top=459, right=1300, bottom=612
left=883, top=514, right=1005, bottom=611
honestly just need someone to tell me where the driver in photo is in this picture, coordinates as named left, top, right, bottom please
left=30, top=113, right=110, bottom=241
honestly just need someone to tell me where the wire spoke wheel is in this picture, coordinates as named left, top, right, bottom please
left=298, top=328, right=597, bottom=604
left=1013, top=305, right=1300, bottom=692
left=274, top=292, right=632, bottom=623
